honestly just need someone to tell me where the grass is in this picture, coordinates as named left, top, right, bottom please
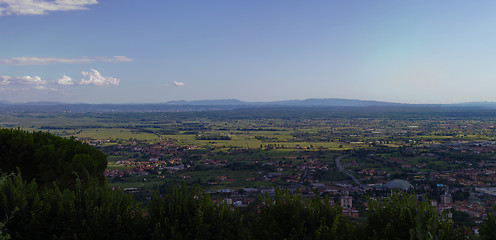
left=73, top=129, right=160, bottom=141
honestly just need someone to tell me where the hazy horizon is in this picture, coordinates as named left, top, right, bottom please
left=3, top=97, right=496, bottom=106
left=2, top=1, right=496, bottom=104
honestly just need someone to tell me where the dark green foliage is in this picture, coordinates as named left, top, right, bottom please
left=480, top=206, right=496, bottom=240
left=452, top=210, right=475, bottom=227
left=313, top=169, right=349, bottom=182
left=195, top=135, right=231, bottom=140
left=249, top=188, right=356, bottom=240
left=148, top=184, right=244, bottom=240
left=0, top=172, right=144, bottom=240
left=363, top=193, right=467, bottom=240
left=0, top=172, right=480, bottom=240
left=452, top=190, right=470, bottom=202
left=0, top=129, right=107, bottom=189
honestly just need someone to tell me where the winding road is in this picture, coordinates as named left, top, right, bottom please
left=335, top=155, right=365, bottom=188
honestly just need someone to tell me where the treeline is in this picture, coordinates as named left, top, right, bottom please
left=2, top=129, right=496, bottom=239
left=195, top=134, right=231, bottom=140
left=1, top=174, right=494, bottom=240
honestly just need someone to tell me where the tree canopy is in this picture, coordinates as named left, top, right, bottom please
left=0, top=128, right=107, bottom=189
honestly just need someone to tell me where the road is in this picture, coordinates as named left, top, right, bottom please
left=335, top=155, right=365, bottom=188
left=299, top=167, right=309, bottom=184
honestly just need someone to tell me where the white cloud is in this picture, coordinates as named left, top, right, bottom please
left=111, top=56, right=133, bottom=62
left=0, top=0, right=98, bottom=16
left=34, top=85, right=57, bottom=91
left=0, top=75, right=46, bottom=85
left=0, top=76, right=9, bottom=85
left=0, top=87, right=31, bottom=92
left=80, top=68, right=119, bottom=86
left=0, top=56, right=133, bottom=65
left=173, top=81, right=185, bottom=87
left=18, top=75, right=46, bottom=85
left=0, top=75, right=52, bottom=92
left=57, top=75, right=74, bottom=85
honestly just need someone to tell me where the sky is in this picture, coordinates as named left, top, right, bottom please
left=1, top=0, right=496, bottom=104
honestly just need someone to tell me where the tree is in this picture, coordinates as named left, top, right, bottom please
left=363, top=193, right=467, bottom=240
left=0, top=129, right=107, bottom=189
left=480, top=206, right=496, bottom=240
left=249, top=187, right=355, bottom=240
left=0, top=172, right=144, bottom=240
left=148, top=183, right=244, bottom=240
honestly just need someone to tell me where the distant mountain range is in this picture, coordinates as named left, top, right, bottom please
left=164, top=98, right=407, bottom=107
left=163, top=98, right=496, bottom=108
left=2, top=98, right=496, bottom=113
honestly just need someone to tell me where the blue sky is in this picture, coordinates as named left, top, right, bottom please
left=1, top=0, right=496, bottom=104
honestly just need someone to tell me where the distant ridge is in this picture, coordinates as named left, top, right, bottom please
left=2, top=98, right=496, bottom=113
left=269, top=98, right=406, bottom=107
left=23, top=101, right=65, bottom=106
left=451, top=102, right=496, bottom=107
left=166, top=99, right=246, bottom=105
left=163, top=98, right=406, bottom=107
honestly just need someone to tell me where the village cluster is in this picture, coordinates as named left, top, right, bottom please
left=99, top=135, right=496, bottom=228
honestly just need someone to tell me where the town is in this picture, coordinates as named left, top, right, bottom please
left=3, top=107, right=496, bottom=231
left=4, top=109, right=491, bottom=230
